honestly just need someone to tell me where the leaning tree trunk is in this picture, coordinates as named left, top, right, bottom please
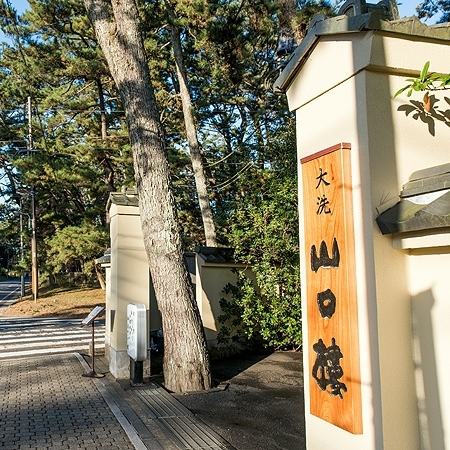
left=84, top=0, right=212, bottom=392
left=165, top=1, right=217, bottom=247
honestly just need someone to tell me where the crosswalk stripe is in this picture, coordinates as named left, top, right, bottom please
left=0, top=319, right=105, bottom=359
left=0, top=344, right=106, bottom=359
left=0, top=331, right=105, bottom=344
left=0, top=338, right=104, bottom=350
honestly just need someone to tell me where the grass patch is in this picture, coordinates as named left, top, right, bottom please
left=2, top=285, right=106, bottom=319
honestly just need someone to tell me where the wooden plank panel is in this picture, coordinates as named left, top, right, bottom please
left=301, top=144, right=362, bottom=434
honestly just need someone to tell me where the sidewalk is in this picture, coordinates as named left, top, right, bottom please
left=0, top=351, right=305, bottom=449
left=1, top=354, right=138, bottom=449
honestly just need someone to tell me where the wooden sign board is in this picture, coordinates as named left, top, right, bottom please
left=301, top=143, right=362, bottom=434
left=81, top=306, right=105, bottom=327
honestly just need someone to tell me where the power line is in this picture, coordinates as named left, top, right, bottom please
left=213, top=162, right=254, bottom=190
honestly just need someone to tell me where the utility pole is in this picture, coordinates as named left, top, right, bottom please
left=28, top=96, right=38, bottom=302
left=19, top=197, right=25, bottom=297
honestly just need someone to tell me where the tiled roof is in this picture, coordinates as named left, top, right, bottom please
left=107, top=187, right=139, bottom=209
left=95, top=248, right=111, bottom=265
left=376, top=164, right=450, bottom=234
left=195, top=246, right=235, bottom=263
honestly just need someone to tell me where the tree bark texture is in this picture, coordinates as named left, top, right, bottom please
left=84, top=0, right=212, bottom=392
left=165, top=1, right=217, bottom=247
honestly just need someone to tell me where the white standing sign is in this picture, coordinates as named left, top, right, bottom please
left=127, top=303, right=147, bottom=361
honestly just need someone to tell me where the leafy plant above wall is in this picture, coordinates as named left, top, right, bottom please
left=395, top=61, right=450, bottom=98
left=395, top=62, right=450, bottom=136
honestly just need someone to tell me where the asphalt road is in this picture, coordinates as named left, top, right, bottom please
left=0, top=316, right=106, bottom=359
left=0, top=278, right=23, bottom=310
left=0, top=280, right=106, bottom=359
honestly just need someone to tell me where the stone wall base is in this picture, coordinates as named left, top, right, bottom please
left=107, top=345, right=150, bottom=380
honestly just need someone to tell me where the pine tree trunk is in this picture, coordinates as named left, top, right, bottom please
left=166, top=1, right=217, bottom=247
left=96, top=79, right=116, bottom=196
left=94, top=262, right=106, bottom=290
left=84, top=0, right=212, bottom=392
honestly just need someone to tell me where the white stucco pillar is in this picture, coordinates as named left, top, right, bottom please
left=107, top=191, right=150, bottom=379
left=275, top=13, right=450, bottom=450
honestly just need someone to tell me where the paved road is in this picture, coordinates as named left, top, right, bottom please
left=0, top=317, right=105, bottom=359
left=0, top=279, right=23, bottom=309
left=0, top=279, right=105, bottom=359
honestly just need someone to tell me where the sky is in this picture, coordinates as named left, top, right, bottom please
left=396, top=0, right=427, bottom=19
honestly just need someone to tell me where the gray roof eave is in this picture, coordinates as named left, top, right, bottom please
left=106, top=187, right=139, bottom=210
left=95, top=254, right=111, bottom=265
left=376, top=192, right=450, bottom=235
left=273, top=14, right=450, bottom=94
left=194, top=246, right=236, bottom=263
left=376, top=163, right=450, bottom=235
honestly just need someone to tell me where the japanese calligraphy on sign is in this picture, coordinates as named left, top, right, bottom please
left=301, top=143, right=362, bottom=434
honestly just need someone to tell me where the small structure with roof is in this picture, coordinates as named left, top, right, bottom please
left=104, top=187, right=154, bottom=379
left=102, top=187, right=253, bottom=379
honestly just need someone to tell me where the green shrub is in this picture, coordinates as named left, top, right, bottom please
left=218, top=120, right=302, bottom=350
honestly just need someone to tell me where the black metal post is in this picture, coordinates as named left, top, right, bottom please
left=82, top=320, right=104, bottom=378
left=130, top=359, right=144, bottom=385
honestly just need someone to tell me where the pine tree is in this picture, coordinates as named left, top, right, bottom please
left=417, top=0, right=450, bottom=22
left=84, top=0, right=212, bottom=392
left=0, top=0, right=132, bottom=281
left=165, top=0, right=217, bottom=247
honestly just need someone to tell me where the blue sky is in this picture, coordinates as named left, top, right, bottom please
left=9, top=0, right=29, bottom=15
left=398, top=0, right=423, bottom=18
left=397, top=0, right=439, bottom=21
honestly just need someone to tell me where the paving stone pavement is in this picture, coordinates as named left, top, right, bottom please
left=0, top=353, right=234, bottom=450
left=0, top=350, right=304, bottom=450
left=0, top=354, right=139, bottom=449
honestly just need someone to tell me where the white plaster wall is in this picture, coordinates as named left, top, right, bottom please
left=364, top=68, right=420, bottom=450
left=104, top=266, right=111, bottom=361
left=287, top=31, right=450, bottom=114
left=109, top=203, right=150, bottom=378
left=295, top=73, right=382, bottom=450
left=369, top=32, right=450, bottom=77
left=195, top=257, right=255, bottom=342
left=286, top=32, right=374, bottom=111
left=288, top=27, right=450, bottom=449
left=369, top=57, right=450, bottom=450
left=407, top=250, right=450, bottom=450
left=196, top=263, right=237, bottom=341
